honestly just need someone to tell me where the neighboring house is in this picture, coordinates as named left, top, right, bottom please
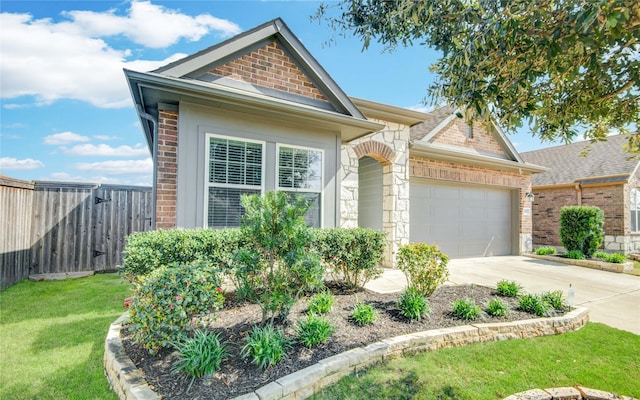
left=125, top=18, right=544, bottom=267
left=521, top=135, right=640, bottom=254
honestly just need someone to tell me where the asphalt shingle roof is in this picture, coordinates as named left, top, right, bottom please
left=410, top=105, right=455, bottom=141
left=520, top=135, right=638, bottom=186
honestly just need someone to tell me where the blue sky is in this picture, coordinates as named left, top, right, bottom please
left=0, top=0, right=554, bottom=185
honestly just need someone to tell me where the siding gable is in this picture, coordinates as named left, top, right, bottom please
left=207, top=41, right=329, bottom=104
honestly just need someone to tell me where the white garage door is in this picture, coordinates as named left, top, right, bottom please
left=410, top=180, right=513, bottom=258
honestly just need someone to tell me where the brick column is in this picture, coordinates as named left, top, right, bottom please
left=156, top=110, right=178, bottom=229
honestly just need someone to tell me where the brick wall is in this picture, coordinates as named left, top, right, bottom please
left=431, top=118, right=508, bottom=158
left=210, top=42, right=328, bottom=102
left=156, top=110, right=178, bottom=229
left=532, top=183, right=627, bottom=247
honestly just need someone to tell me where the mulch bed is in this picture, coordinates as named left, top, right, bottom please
left=121, top=283, right=550, bottom=400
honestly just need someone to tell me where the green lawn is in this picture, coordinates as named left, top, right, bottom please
left=312, top=323, right=640, bottom=400
left=629, top=261, right=640, bottom=276
left=0, top=273, right=131, bottom=400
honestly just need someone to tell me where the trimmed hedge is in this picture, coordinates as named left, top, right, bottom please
left=313, top=228, right=386, bottom=288
left=559, top=206, right=604, bottom=258
left=119, top=228, right=245, bottom=281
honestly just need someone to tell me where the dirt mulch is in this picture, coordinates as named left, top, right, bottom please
left=121, top=283, right=552, bottom=400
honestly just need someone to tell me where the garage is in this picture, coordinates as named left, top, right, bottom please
left=410, top=180, right=514, bottom=258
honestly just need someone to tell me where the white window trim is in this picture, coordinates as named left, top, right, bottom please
left=276, top=143, right=324, bottom=227
left=632, top=188, right=639, bottom=233
left=203, top=133, right=265, bottom=228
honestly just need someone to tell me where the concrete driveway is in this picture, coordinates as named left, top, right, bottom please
left=367, top=256, right=640, bottom=334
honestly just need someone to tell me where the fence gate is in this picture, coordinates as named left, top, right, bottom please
left=30, top=182, right=152, bottom=275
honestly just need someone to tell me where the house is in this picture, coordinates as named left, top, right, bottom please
left=125, top=18, right=545, bottom=267
left=521, top=135, right=640, bottom=254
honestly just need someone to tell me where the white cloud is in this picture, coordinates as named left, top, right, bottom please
left=63, top=1, right=241, bottom=48
left=0, top=2, right=240, bottom=108
left=406, top=103, right=435, bottom=113
left=0, top=157, right=45, bottom=170
left=65, top=143, right=149, bottom=157
left=93, top=135, right=119, bottom=141
left=74, top=158, right=152, bottom=175
left=43, top=131, right=90, bottom=145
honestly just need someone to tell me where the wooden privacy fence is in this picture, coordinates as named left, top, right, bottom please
left=1, top=175, right=152, bottom=290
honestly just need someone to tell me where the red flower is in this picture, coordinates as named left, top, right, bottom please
left=175, top=295, right=182, bottom=301
left=170, top=304, right=175, bottom=310
left=216, top=287, right=223, bottom=293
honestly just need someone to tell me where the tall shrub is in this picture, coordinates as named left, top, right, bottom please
left=559, top=206, right=604, bottom=258
left=313, top=228, right=386, bottom=288
left=397, top=242, right=449, bottom=297
left=233, top=191, right=324, bottom=324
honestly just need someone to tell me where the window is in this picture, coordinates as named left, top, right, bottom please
left=632, top=188, right=640, bottom=232
left=466, top=122, right=474, bottom=139
left=277, top=145, right=323, bottom=227
left=205, top=135, right=264, bottom=228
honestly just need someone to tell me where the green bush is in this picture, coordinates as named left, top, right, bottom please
left=295, top=314, right=335, bottom=348
left=566, top=250, right=585, bottom=260
left=534, top=246, right=557, bottom=255
left=495, top=280, right=523, bottom=297
left=241, top=324, right=292, bottom=370
left=233, top=191, right=324, bottom=324
left=452, top=298, right=482, bottom=320
left=542, top=290, right=567, bottom=311
left=560, top=206, right=604, bottom=258
left=313, top=228, right=386, bottom=288
left=397, top=242, right=449, bottom=297
left=129, top=261, right=225, bottom=353
left=397, top=287, right=431, bottom=321
left=518, top=294, right=551, bottom=317
left=485, top=298, right=509, bottom=317
left=171, top=330, right=228, bottom=379
left=594, top=251, right=626, bottom=264
left=351, top=302, right=378, bottom=326
left=120, top=228, right=244, bottom=282
left=307, top=290, right=335, bottom=315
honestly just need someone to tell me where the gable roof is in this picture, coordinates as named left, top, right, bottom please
left=521, top=135, right=639, bottom=187
left=125, top=18, right=383, bottom=152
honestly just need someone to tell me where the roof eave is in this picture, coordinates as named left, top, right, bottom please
left=410, top=142, right=548, bottom=174
left=349, top=97, right=429, bottom=126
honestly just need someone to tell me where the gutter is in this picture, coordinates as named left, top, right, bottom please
left=135, top=105, right=158, bottom=230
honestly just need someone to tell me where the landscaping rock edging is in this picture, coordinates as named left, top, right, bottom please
left=526, top=253, right=633, bottom=273
left=503, top=386, right=637, bottom=399
left=105, top=307, right=590, bottom=400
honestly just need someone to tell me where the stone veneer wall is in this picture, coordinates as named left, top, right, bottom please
left=341, top=120, right=410, bottom=268
left=409, top=158, right=534, bottom=254
left=105, top=307, right=590, bottom=400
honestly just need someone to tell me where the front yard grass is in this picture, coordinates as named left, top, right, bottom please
left=312, top=322, right=640, bottom=400
left=629, top=261, right=640, bottom=276
left=0, top=273, right=131, bottom=400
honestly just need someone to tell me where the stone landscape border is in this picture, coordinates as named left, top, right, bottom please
left=105, top=307, right=592, bottom=400
left=526, top=253, right=633, bottom=273
left=503, top=386, right=637, bottom=399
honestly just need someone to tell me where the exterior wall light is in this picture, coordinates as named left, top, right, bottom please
left=525, top=191, right=535, bottom=202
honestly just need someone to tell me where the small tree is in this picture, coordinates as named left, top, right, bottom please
left=559, top=206, right=604, bottom=258
left=233, top=191, right=324, bottom=324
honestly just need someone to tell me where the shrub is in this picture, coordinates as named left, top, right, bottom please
left=241, top=324, right=292, bottom=370
left=593, top=251, right=608, bottom=260
left=542, top=290, right=567, bottom=311
left=307, top=290, right=335, bottom=314
left=313, top=228, right=386, bottom=288
left=560, top=206, right=604, bottom=258
left=397, top=287, right=431, bottom=321
left=593, top=251, right=625, bottom=263
left=485, top=298, right=509, bottom=317
left=233, top=191, right=324, bottom=324
left=129, top=261, right=225, bottom=354
left=452, top=298, right=482, bottom=320
left=171, top=330, right=228, bottom=379
left=518, top=294, right=551, bottom=317
left=566, top=250, right=585, bottom=260
left=351, top=302, right=377, bottom=325
left=397, top=242, right=449, bottom=297
left=495, top=280, right=523, bottom=297
left=295, top=314, right=335, bottom=348
left=535, top=246, right=557, bottom=255
left=120, top=228, right=244, bottom=282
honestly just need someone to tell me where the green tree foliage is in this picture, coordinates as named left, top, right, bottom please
left=316, top=0, right=640, bottom=151
left=233, top=191, right=324, bottom=324
left=559, top=206, right=604, bottom=257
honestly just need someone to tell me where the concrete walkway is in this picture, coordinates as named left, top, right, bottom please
left=366, top=255, right=640, bottom=335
